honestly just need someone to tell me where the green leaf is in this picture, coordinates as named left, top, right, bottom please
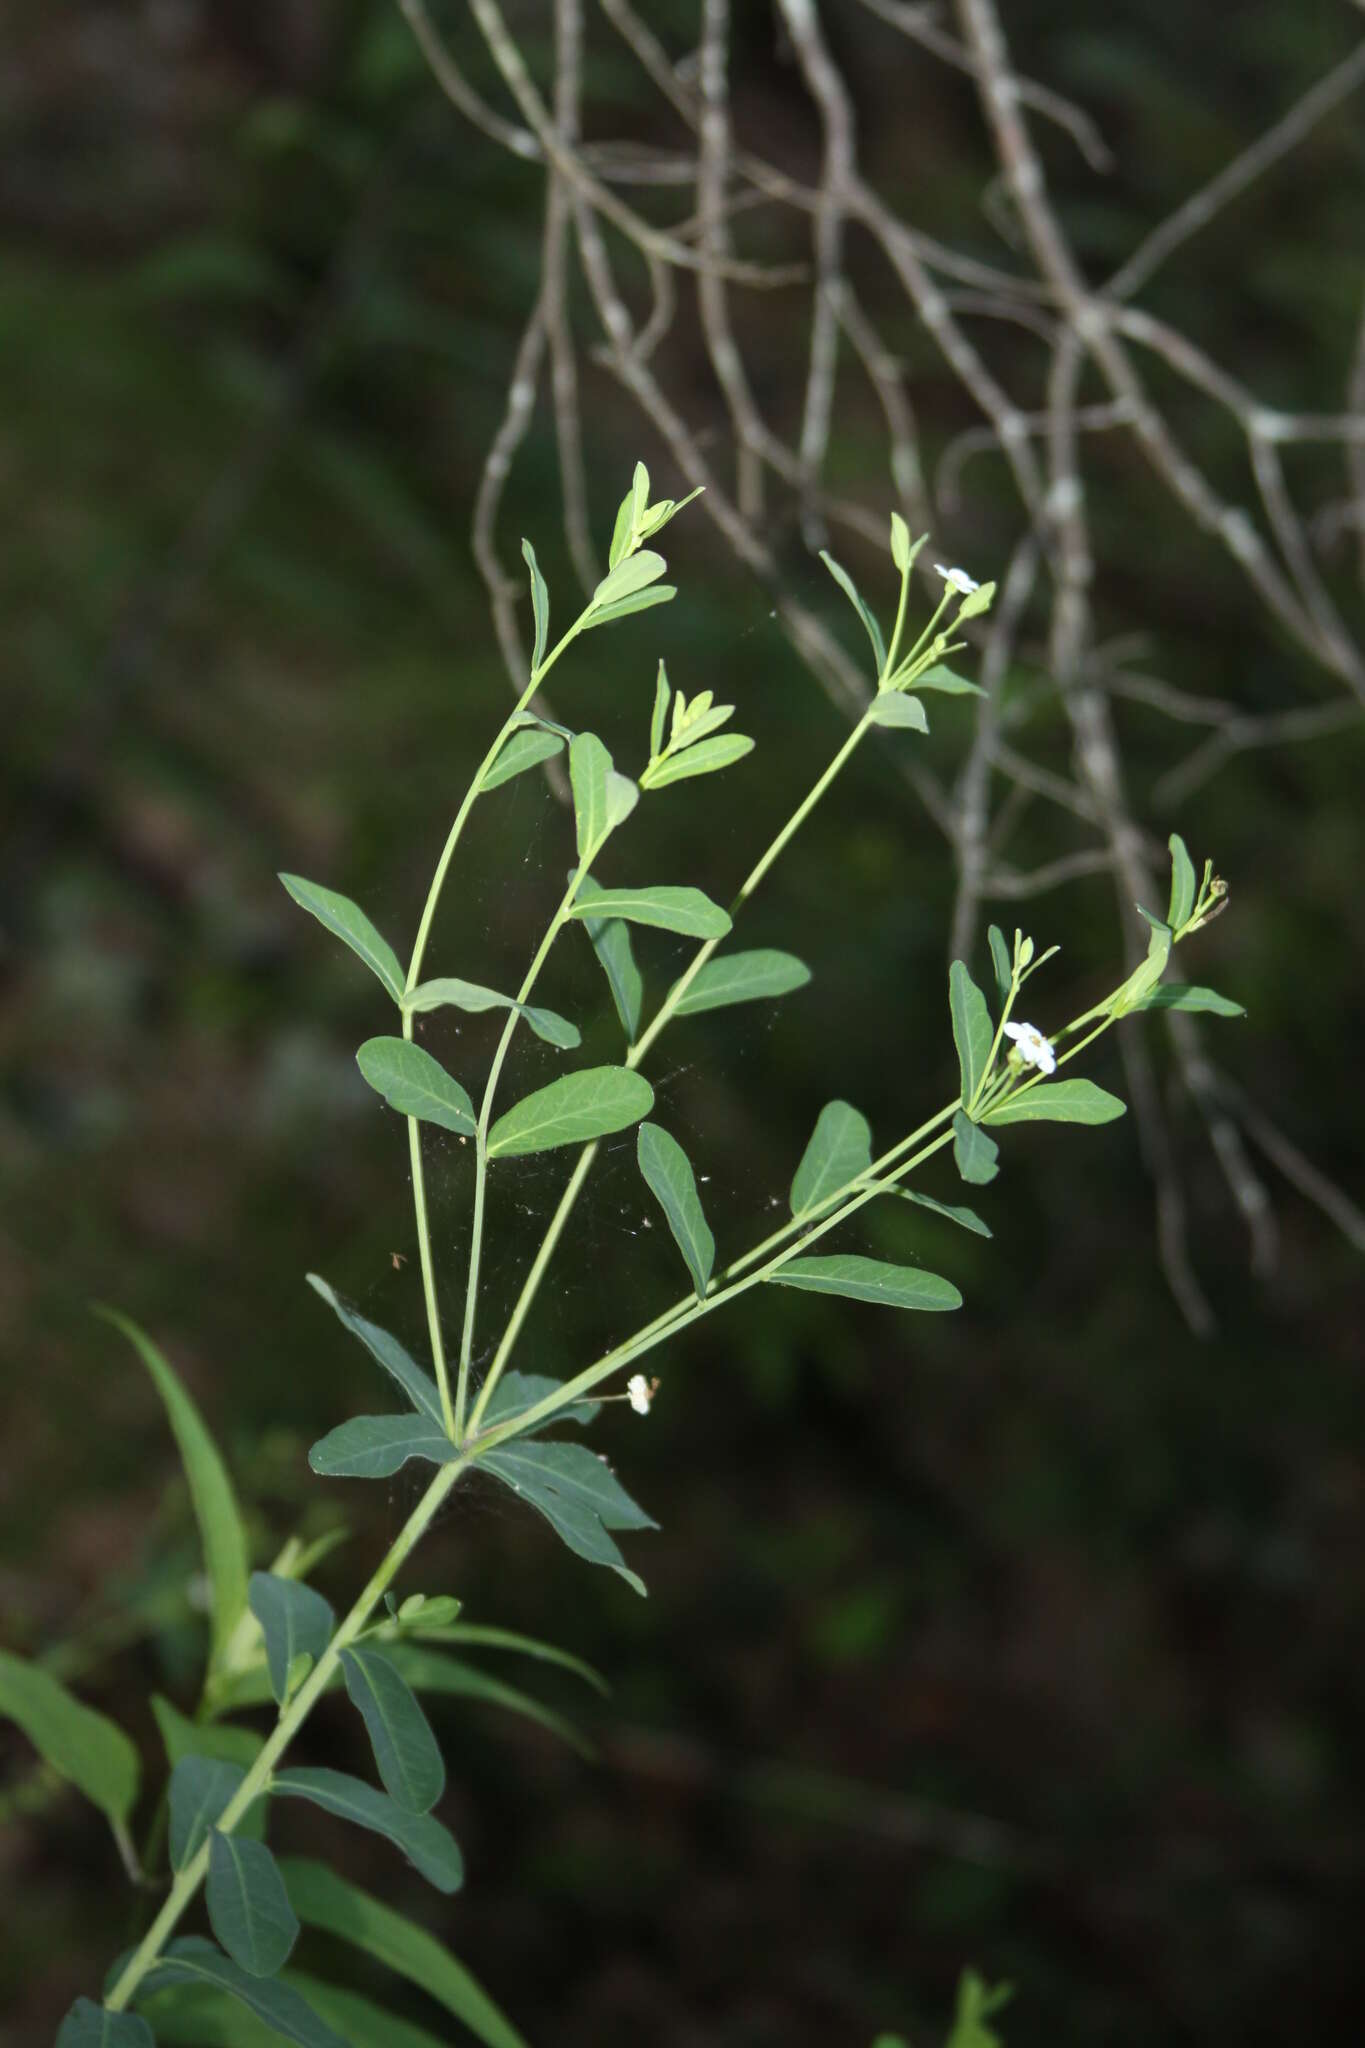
left=340, top=1648, right=445, bottom=1814
left=952, top=1110, right=999, bottom=1185
left=479, top=726, right=566, bottom=793
left=670, top=948, right=811, bottom=1016
left=949, top=961, right=994, bottom=1106
left=637, top=1122, right=715, bottom=1297
left=819, top=550, right=886, bottom=673
left=582, top=584, right=676, bottom=629
left=382, top=1646, right=592, bottom=1759
left=139, top=1937, right=347, bottom=2048
left=151, top=1695, right=263, bottom=1776
left=277, top=874, right=404, bottom=1003
left=0, top=1652, right=139, bottom=1828
left=913, top=663, right=984, bottom=696
left=279, top=1858, right=531, bottom=2048
left=568, top=884, right=731, bottom=939
left=869, top=692, right=929, bottom=731
left=790, top=1099, right=873, bottom=1220
left=575, top=874, right=644, bottom=1041
left=608, top=483, right=634, bottom=568
left=480, top=1439, right=657, bottom=1596
left=1138, top=983, right=1245, bottom=1017
left=896, top=1188, right=993, bottom=1237
left=569, top=731, right=609, bottom=857
left=96, top=1310, right=249, bottom=1679
left=478, top=1371, right=601, bottom=1432
left=1167, top=832, right=1197, bottom=929
left=271, top=1769, right=463, bottom=1892
left=426, top=1623, right=608, bottom=1695
left=649, top=660, right=670, bottom=757
left=889, top=510, right=913, bottom=572
left=487, top=1066, right=654, bottom=1158
left=520, top=537, right=549, bottom=672
left=355, top=1037, right=475, bottom=1135
left=286, top=1976, right=453, bottom=2048
left=305, top=1275, right=443, bottom=1425
left=987, top=925, right=1012, bottom=1013
left=55, top=2001, right=155, bottom=2048
left=590, top=548, right=666, bottom=609
left=770, top=1254, right=962, bottom=1311
left=309, top=1415, right=459, bottom=1481
left=984, top=1079, right=1126, bottom=1125
left=644, top=733, right=754, bottom=785
left=404, top=976, right=581, bottom=1049
left=248, top=1573, right=335, bottom=1708
left=956, top=579, right=996, bottom=620
left=207, top=1832, right=299, bottom=1977
left=169, top=1757, right=247, bottom=1871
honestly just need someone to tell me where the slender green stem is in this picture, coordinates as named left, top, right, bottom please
left=404, top=1005, right=456, bottom=1435
left=104, top=1456, right=470, bottom=2014
left=888, top=591, right=951, bottom=684
left=881, top=562, right=913, bottom=683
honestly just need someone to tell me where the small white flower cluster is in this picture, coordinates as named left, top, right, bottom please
left=935, top=564, right=980, bottom=596
left=1003, top=1020, right=1056, bottom=1075
left=627, top=1373, right=653, bottom=1415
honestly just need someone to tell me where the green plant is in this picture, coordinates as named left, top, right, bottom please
left=5, top=469, right=1241, bottom=2045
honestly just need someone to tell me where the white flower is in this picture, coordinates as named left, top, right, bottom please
left=935, top=564, right=980, bottom=596
left=627, top=1374, right=653, bottom=1415
left=1003, top=1020, right=1056, bottom=1075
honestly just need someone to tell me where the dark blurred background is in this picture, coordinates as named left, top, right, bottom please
left=2, top=3, right=1364, bottom=2044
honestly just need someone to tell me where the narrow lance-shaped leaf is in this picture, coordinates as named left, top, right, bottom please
left=983, top=1079, right=1126, bottom=1126
left=487, top=1067, right=654, bottom=1159
left=590, top=548, right=666, bottom=610
left=479, top=726, right=566, bottom=793
left=820, top=550, right=886, bottom=673
left=649, top=661, right=670, bottom=757
left=271, top=1769, right=463, bottom=1893
left=987, top=925, right=1012, bottom=1013
left=356, top=1037, right=475, bottom=1135
left=309, top=1416, right=460, bottom=1482
left=952, top=1109, right=999, bottom=1185
left=949, top=960, right=994, bottom=1106
left=278, top=874, right=405, bottom=1003
left=567, top=884, right=731, bottom=940
left=340, top=1647, right=445, bottom=1815
left=868, top=693, right=929, bottom=731
left=139, top=1937, right=349, bottom=2048
left=790, top=1101, right=873, bottom=1219
left=207, top=1831, right=300, bottom=1978
left=0, top=1651, right=140, bottom=1828
left=897, top=1188, right=992, bottom=1238
left=770, top=1254, right=962, bottom=1312
left=1167, top=832, right=1197, bottom=929
left=383, top=1646, right=592, bottom=1759
left=404, top=976, right=580, bottom=1049
left=637, top=1123, right=715, bottom=1297
left=1137, top=983, right=1245, bottom=1017
left=55, top=2001, right=154, bottom=2048
left=480, top=1439, right=657, bottom=1597
left=575, top=873, right=644, bottom=1041
left=521, top=537, right=549, bottom=672
left=583, top=584, right=676, bottom=629
left=169, top=1756, right=247, bottom=1871
left=569, top=731, right=610, bottom=858
left=643, top=734, right=754, bottom=786
left=249, top=1573, right=335, bottom=1708
left=305, top=1275, right=443, bottom=1425
left=279, top=1859, right=533, bottom=2048
left=670, top=948, right=811, bottom=1017
left=912, top=663, right=984, bottom=696
left=96, top=1310, right=249, bottom=1679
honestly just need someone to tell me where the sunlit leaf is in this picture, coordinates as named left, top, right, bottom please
left=913, top=663, right=984, bottom=696
left=305, top=1276, right=443, bottom=1425
left=277, top=875, right=404, bottom=1003
left=279, top=1859, right=532, bottom=2048
left=637, top=1123, right=714, bottom=1297
left=569, top=732, right=637, bottom=855
left=952, top=1110, right=999, bottom=1185
left=139, top=1937, right=347, bottom=2047
left=670, top=948, right=811, bottom=1016
left=590, top=548, right=666, bottom=609
left=355, top=1037, right=475, bottom=1135
left=404, top=977, right=580, bottom=1048
left=487, top=1067, right=654, bottom=1158
left=340, top=1648, right=445, bottom=1815
left=479, top=727, right=565, bottom=793
left=575, top=874, right=644, bottom=1041
left=790, top=1101, right=872, bottom=1220
left=480, top=1440, right=656, bottom=1596
left=308, top=1416, right=459, bottom=1481
left=248, top=1573, right=334, bottom=1708
left=643, top=734, right=754, bottom=785
left=1138, top=983, right=1245, bottom=1017
left=207, top=1832, right=299, bottom=1977
left=649, top=661, right=670, bottom=757
left=769, top=1254, right=962, bottom=1311
left=895, top=1189, right=992, bottom=1238
left=169, top=1757, right=247, bottom=1871
left=984, top=1079, right=1125, bottom=1125
left=567, top=884, right=730, bottom=940
left=0, top=1652, right=140, bottom=1828
left=819, top=550, right=886, bottom=673
left=581, top=585, right=676, bottom=629
left=949, top=961, right=994, bottom=1106
left=271, top=1770, right=463, bottom=1892
left=1167, top=832, right=1197, bottom=929
left=869, top=692, right=929, bottom=730
left=96, top=1310, right=249, bottom=1680
left=520, top=537, right=549, bottom=672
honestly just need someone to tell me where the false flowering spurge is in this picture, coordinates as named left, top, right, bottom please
left=11, top=465, right=1243, bottom=2046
